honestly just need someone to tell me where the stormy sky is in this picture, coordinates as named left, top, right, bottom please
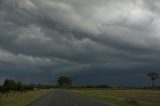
left=0, top=0, right=160, bottom=86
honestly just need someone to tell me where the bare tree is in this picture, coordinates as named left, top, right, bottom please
left=147, top=72, right=159, bottom=88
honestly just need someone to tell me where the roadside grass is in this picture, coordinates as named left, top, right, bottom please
left=0, top=89, right=52, bottom=106
left=71, top=89, right=160, bottom=106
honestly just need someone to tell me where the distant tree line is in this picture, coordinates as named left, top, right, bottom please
left=71, top=85, right=113, bottom=89
left=56, top=75, right=160, bottom=89
left=56, top=76, right=117, bottom=89
left=0, top=79, right=54, bottom=98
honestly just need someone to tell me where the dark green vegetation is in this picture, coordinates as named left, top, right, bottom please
left=0, top=79, right=53, bottom=106
left=57, top=76, right=72, bottom=88
left=0, top=89, right=51, bottom=106
left=0, top=79, right=34, bottom=99
left=71, top=89, right=160, bottom=106
left=0, top=79, right=54, bottom=98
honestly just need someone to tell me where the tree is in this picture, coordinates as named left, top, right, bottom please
left=3, top=79, right=17, bottom=98
left=0, top=86, right=5, bottom=99
left=57, top=76, right=72, bottom=88
left=147, top=72, right=159, bottom=88
left=3, top=79, right=17, bottom=91
left=17, top=81, right=24, bottom=92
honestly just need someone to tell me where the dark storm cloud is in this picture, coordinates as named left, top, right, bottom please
left=0, top=0, right=160, bottom=86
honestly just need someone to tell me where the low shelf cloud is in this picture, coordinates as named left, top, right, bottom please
left=0, top=0, right=160, bottom=86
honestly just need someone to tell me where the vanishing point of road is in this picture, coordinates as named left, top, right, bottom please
left=29, top=89, right=118, bottom=106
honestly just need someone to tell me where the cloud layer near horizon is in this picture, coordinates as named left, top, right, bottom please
left=0, top=0, right=160, bottom=86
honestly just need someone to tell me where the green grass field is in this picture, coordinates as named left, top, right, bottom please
left=71, top=89, right=160, bottom=106
left=0, top=89, right=52, bottom=106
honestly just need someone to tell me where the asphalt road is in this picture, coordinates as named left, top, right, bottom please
left=29, top=90, right=118, bottom=106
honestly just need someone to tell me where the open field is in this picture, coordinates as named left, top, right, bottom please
left=0, top=89, right=52, bottom=106
left=71, top=89, right=160, bottom=106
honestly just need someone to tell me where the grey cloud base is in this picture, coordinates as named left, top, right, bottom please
left=0, top=0, right=160, bottom=86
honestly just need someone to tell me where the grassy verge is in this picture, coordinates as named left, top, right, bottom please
left=71, top=89, right=160, bottom=106
left=0, top=89, right=52, bottom=106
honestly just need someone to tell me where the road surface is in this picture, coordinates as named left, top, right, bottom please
left=29, top=90, right=118, bottom=106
